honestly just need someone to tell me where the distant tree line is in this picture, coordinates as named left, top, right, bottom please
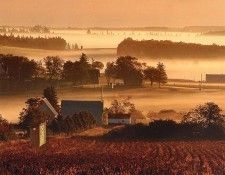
left=0, top=25, right=50, bottom=34
left=105, top=56, right=167, bottom=86
left=0, top=54, right=102, bottom=91
left=29, top=25, right=50, bottom=33
left=204, top=31, right=225, bottom=36
left=0, top=34, right=67, bottom=50
left=0, top=54, right=167, bottom=91
left=117, top=38, right=225, bottom=58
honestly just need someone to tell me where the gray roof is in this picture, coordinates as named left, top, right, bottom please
left=38, top=98, right=58, bottom=120
left=61, top=100, right=104, bottom=123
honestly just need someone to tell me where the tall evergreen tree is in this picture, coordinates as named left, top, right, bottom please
left=156, top=62, right=167, bottom=87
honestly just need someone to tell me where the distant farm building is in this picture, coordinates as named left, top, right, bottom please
left=107, top=113, right=131, bottom=125
left=38, top=98, right=58, bottom=123
left=61, top=100, right=104, bottom=124
left=206, top=74, right=225, bottom=83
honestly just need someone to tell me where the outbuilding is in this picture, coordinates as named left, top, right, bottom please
left=107, top=113, right=131, bottom=125
left=30, top=122, right=47, bottom=147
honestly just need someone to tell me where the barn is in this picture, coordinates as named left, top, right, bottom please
left=107, top=113, right=131, bottom=125
left=61, top=100, right=104, bottom=124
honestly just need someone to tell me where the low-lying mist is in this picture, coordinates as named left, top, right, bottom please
left=1, top=87, right=225, bottom=123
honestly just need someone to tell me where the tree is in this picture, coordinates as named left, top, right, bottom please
left=105, top=62, right=117, bottom=86
left=77, top=53, right=91, bottom=84
left=144, top=66, right=157, bottom=86
left=156, top=62, right=167, bottom=87
left=0, top=55, right=39, bottom=82
left=0, top=115, right=9, bottom=133
left=115, top=56, right=144, bottom=86
left=62, top=61, right=74, bottom=81
left=92, top=61, right=104, bottom=70
left=62, top=54, right=100, bottom=85
left=20, top=59, right=39, bottom=81
left=43, top=86, right=60, bottom=112
left=74, top=44, right=79, bottom=50
left=44, top=56, right=64, bottom=80
left=19, top=98, right=45, bottom=132
left=107, top=97, right=135, bottom=114
left=183, top=102, right=225, bottom=127
left=35, top=61, right=46, bottom=78
left=0, top=115, right=12, bottom=141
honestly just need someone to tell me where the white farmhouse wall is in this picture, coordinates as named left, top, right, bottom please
left=108, top=118, right=131, bottom=124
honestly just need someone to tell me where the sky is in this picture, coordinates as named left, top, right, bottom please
left=0, top=0, right=225, bottom=27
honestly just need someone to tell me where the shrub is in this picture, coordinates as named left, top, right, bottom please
left=49, top=112, right=96, bottom=134
left=104, top=119, right=225, bottom=140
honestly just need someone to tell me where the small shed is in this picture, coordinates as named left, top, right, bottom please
left=108, top=113, right=131, bottom=125
left=30, top=122, right=47, bottom=147
left=61, top=100, right=104, bottom=124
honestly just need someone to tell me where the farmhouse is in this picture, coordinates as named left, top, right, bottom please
left=38, top=98, right=58, bottom=123
left=107, top=113, right=131, bottom=125
left=61, top=100, right=104, bottom=124
left=206, top=74, right=225, bottom=83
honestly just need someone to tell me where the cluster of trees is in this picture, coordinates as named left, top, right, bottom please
left=66, top=43, right=80, bottom=50
left=105, top=56, right=167, bottom=86
left=106, top=102, right=225, bottom=140
left=0, top=34, right=67, bottom=50
left=0, top=54, right=40, bottom=82
left=63, top=53, right=103, bottom=85
left=104, top=97, right=145, bottom=124
left=0, top=54, right=102, bottom=91
left=29, top=25, right=50, bottom=33
left=117, top=38, right=225, bottom=58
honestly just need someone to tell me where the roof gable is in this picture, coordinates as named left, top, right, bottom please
left=38, top=98, right=58, bottom=118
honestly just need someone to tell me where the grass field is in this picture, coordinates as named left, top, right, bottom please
left=0, top=45, right=116, bottom=61
left=0, top=136, right=224, bottom=174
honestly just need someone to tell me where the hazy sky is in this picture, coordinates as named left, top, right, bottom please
left=0, top=0, right=225, bottom=27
